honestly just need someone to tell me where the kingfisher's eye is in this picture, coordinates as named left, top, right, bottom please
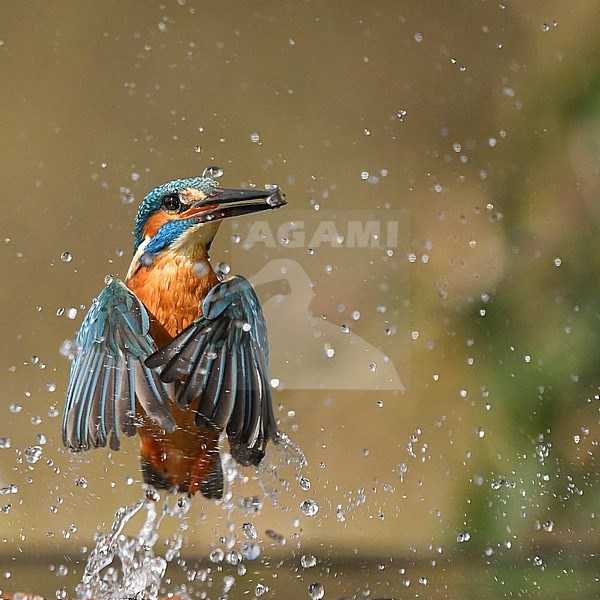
left=162, top=194, right=181, bottom=212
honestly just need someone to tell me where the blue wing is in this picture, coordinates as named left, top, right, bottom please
left=145, top=275, right=278, bottom=466
left=63, top=279, right=176, bottom=452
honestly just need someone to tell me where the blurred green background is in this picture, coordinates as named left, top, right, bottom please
left=0, top=1, right=598, bottom=598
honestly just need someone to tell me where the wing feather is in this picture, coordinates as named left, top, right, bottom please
left=63, top=279, right=175, bottom=452
left=116, top=354, right=136, bottom=437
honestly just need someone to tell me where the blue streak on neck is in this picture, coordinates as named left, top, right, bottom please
left=140, top=218, right=197, bottom=263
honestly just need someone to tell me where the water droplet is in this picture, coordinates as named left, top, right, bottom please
left=238, top=495, right=263, bottom=515
left=457, top=531, right=471, bottom=543
left=240, top=541, right=261, bottom=560
left=532, top=555, right=543, bottom=567
left=298, top=476, right=311, bottom=491
left=215, top=261, right=230, bottom=276
left=24, top=445, right=43, bottom=464
left=266, top=189, right=283, bottom=207
left=60, top=339, right=80, bottom=361
left=223, top=574, right=236, bottom=593
left=119, top=187, right=135, bottom=204
left=265, top=529, right=286, bottom=545
left=242, top=522, right=257, bottom=540
left=301, top=554, right=317, bottom=568
left=172, top=495, right=191, bottom=519
left=536, top=443, right=550, bottom=461
left=0, top=438, right=11, bottom=449
left=554, top=257, right=562, bottom=267
left=202, top=166, right=224, bottom=178
left=308, top=582, right=325, bottom=599
left=60, top=252, right=72, bottom=263
left=192, top=261, right=210, bottom=277
left=250, top=132, right=260, bottom=143
left=209, top=547, right=225, bottom=563
left=194, top=145, right=202, bottom=153
left=45, top=381, right=57, bottom=393
left=324, top=344, right=335, bottom=359
left=370, top=363, right=378, bottom=373
left=255, top=583, right=269, bottom=597
left=300, top=499, right=319, bottom=516
left=75, top=476, right=88, bottom=488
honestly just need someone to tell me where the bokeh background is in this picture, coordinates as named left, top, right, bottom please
left=1, top=1, right=599, bottom=598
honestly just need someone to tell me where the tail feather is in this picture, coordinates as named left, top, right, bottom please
left=140, top=457, right=177, bottom=492
left=139, top=451, right=224, bottom=499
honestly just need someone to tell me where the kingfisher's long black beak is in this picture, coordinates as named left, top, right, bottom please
left=185, top=186, right=286, bottom=223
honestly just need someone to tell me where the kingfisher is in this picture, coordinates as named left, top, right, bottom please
left=63, top=175, right=286, bottom=499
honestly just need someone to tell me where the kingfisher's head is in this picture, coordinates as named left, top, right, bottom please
left=133, top=176, right=286, bottom=260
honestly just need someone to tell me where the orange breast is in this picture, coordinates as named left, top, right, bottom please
left=126, top=251, right=219, bottom=341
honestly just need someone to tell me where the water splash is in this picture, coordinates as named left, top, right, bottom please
left=76, top=489, right=191, bottom=600
left=75, top=435, right=306, bottom=599
left=257, top=432, right=307, bottom=506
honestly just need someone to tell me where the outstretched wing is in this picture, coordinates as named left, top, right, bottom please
left=146, top=275, right=278, bottom=466
left=63, top=279, right=176, bottom=452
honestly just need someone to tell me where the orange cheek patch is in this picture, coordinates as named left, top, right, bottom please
left=142, top=212, right=172, bottom=240
left=181, top=188, right=207, bottom=203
